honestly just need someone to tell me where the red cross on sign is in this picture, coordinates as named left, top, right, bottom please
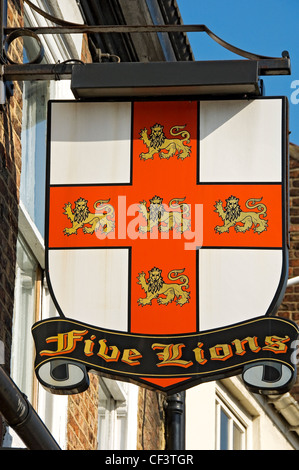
left=35, top=97, right=292, bottom=395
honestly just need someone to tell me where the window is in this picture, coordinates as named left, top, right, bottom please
left=215, top=390, right=248, bottom=450
left=11, top=235, right=39, bottom=404
left=98, top=378, right=139, bottom=450
left=21, top=80, right=50, bottom=237
left=98, top=379, right=127, bottom=450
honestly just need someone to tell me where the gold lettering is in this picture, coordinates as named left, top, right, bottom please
left=121, top=348, right=142, bottom=366
left=40, top=329, right=88, bottom=356
left=262, top=335, right=290, bottom=354
left=193, top=342, right=207, bottom=365
left=232, top=336, right=261, bottom=355
left=209, top=343, right=233, bottom=361
left=97, top=339, right=120, bottom=362
left=84, top=335, right=96, bottom=356
left=152, top=343, right=193, bottom=368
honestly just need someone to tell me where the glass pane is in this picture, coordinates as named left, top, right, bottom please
left=21, top=80, right=50, bottom=236
left=220, top=409, right=229, bottom=450
left=115, top=415, right=126, bottom=449
left=233, top=423, right=243, bottom=450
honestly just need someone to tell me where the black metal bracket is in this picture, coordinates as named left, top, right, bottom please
left=0, top=0, right=291, bottom=81
left=2, top=24, right=292, bottom=64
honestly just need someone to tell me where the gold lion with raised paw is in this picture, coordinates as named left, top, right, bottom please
left=139, top=123, right=191, bottom=161
left=214, top=196, right=268, bottom=234
left=137, top=267, right=190, bottom=307
left=63, top=197, right=115, bottom=236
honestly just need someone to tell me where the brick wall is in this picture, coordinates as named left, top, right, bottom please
left=278, top=143, right=299, bottom=402
left=137, top=389, right=166, bottom=450
left=0, top=0, right=23, bottom=371
left=0, top=0, right=24, bottom=444
left=67, top=373, right=99, bottom=450
left=81, top=33, right=92, bottom=63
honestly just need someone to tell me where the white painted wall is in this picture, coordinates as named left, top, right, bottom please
left=185, top=382, right=217, bottom=450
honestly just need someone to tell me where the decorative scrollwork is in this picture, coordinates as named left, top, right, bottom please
left=3, top=28, right=44, bottom=64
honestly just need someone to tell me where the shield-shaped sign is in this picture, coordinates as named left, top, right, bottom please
left=32, top=97, right=299, bottom=395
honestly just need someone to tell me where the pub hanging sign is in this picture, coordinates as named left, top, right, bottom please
left=32, top=96, right=299, bottom=396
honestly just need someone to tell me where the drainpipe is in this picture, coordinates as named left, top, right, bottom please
left=0, top=366, right=61, bottom=450
left=165, top=392, right=185, bottom=450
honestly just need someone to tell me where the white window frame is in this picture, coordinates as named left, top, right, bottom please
left=10, top=233, right=39, bottom=404
left=24, top=0, right=84, bottom=64
left=98, top=378, right=139, bottom=450
left=215, top=382, right=253, bottom=450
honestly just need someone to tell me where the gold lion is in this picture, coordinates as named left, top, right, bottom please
left=137, top=267, right=190, bottom=307
left=63, top=197, right=115, bottom=236
left=214, top=196, right=268, bottom=234
left=138, top=195, right=191, bottom=234
left=139, top=123, right=191, bottom=160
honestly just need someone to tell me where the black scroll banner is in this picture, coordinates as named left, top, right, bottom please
left=32, top=316, right=299, bottom=395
